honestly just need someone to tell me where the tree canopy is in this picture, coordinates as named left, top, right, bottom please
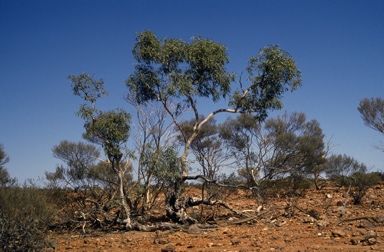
left=126, top=31, right=302, bottom=177
left=358, top=97, right=384, bottom=135
left=126, top=31, right=301, bottom=122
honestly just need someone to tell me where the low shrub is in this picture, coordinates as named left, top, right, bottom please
left=0, top=185, right=56, bottom=251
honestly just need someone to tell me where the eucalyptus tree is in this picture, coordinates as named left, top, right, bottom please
left=219, top=114, right=262, bottom=187
left=264, top=112, right=327, bottom=191
left=324, top=154, right=379, bottom=204
left=126, top=94, right=182, bottom=213
left=68, top=73, right=134, bottom=228
left=358, top=97, right=384, bottom=151
left=325, top=154, right=367, bottom=186
left=220, top=112, right=327, bottom=198
left=126, top=31, right=301, bottom=223
left=178, top=116, right=232, bottom=200
left=46, top=140, right=100, bottom=190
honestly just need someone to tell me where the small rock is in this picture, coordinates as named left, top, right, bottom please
left=316, top=219, right=329, bottom=228
left=364, top=230, right=377, bottom=240
left=155, top=239, right=169, bottom=245
left=359, top=219, right=375, bottom=229
left=187, top=224, right=200, bottom=234
left=309, top=209, right=320, bottom=219
left=222, top=227, right=230, bottom=234
left=303, top=217, right=315, bottom=223
left=350, top=238, right=360, bottom=245
left=332, top=229, right=346, bottom=237
left=275, top=221, right=286, bottom=227
left=161, top=243, right=176, bottom=252
left=231, top=238, right=241, bottom=245
left=318, top=214, right=327, bottom=220
left=366, top=237, right=377, bottom=245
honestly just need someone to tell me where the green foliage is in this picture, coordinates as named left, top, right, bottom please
left=127, top=30, right=234, bottom=105
left=128, top=31, right=301, bottom=123
left=0, top=144, right=14, bottom=187
left=147, top=147, right=182, bottom=186
left=83, top=110, right=131, bottom=162
left=178, top=116, right=226, bottom=180
left=0, top=185, right=56, bottom=251
left=325, top=154, right=378, bottom=205
left=325, top=154, right=367, bottom=187
left=68, top=73, right=108, bottom=107
left=349, top=172, right=381, bottom=205
left=0, top=143, right=9, bottom=169
left=221, top=112, right=326, bottom=183
left=371, top=171, right=384, bottom=181
left=230, top=45, right=301, bottom=120
left=257, top=177, right=313, bottom=199
left=358, top=97, right=384, bottom=135
left=46, top=140, right=100, bottom=189
left=68, top=73, right=132, bottom=163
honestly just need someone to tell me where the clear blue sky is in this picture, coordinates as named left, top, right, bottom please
left=1, top=0, right=383, bottom=183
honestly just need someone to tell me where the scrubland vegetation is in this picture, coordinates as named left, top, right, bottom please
left=1, top=32, right=383, bottom=251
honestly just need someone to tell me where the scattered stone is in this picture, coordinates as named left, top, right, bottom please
left=332, top=229, right=346, bottom=237
left=303, top=217, right=315, bottom=223
left=358, top=219, right=375, bottom=229
left=309, top=209, right=320, bottom=219
left=366, top=237, right=377, bottom=245
left=230, top=238, right=241, bottom=245
left=276, top=220, right=287, bottom=227
left=364, top=230, right=377, bottom=240
left=316, top=219, right=329, bottom=228
left=155, top=239, right=169, bottom=245
left=360, top=230, right=377, bottom=246
left=161, top=243, right=176, bottom=252
left=350, top=238, right=360, bottom=245
left=318, top=214, right=327, bottom=220
left=187, top=224, right=200, bottom=234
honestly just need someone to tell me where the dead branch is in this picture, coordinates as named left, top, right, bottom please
left=336, top=216, right=384, bottom=226
left=228, top=206, right=283, bottom=225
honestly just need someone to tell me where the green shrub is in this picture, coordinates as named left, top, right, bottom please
left=349, top=172, right=381, bottom=205
left=0, top=185, right=56, bottom=251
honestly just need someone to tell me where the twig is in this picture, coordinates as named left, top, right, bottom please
left=228, top=207, right=282, bottom=225
left=336, top=216, right=382, bottom=226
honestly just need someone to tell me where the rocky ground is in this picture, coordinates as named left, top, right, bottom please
left=46, top=183, right=384, bottom=251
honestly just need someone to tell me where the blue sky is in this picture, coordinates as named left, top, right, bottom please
left=1, top=0, right=383, bottom=182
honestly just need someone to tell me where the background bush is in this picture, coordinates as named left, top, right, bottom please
left=0, top=184, right=57, bottom=251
